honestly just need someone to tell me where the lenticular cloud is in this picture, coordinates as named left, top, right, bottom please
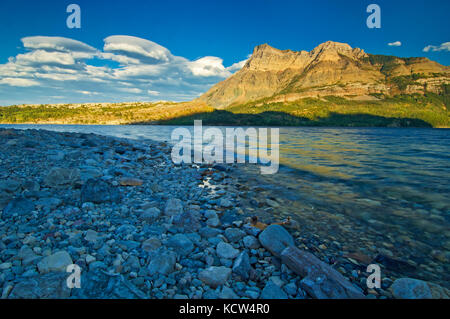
left=0, top=35, right=249, bottom=105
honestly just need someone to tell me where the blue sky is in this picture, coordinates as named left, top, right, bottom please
left=0, top=0, right=448, bottom=105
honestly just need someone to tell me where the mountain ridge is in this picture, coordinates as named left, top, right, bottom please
left=197, top=41, right=450, bottom=108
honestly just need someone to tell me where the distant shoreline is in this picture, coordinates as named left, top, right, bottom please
left=1, top=93, right=448, bottom=128
left=0, top=122, right=449, bottom=129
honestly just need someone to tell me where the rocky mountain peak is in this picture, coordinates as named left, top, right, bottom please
left=252, top=43, right=278, bottom=54
left=198, top=41, right=449, bottom=108
left=311, top=41, right=353, bottom=53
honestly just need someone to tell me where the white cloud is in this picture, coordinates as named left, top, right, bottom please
left=0, top=35, right=248, bottom=105
left=103, top=36, right=172, bottom=63
left=0, top=77, right=39, bottom=87
left=423, top=42, right=450, bottom=52
left=147, top=90, right=160, bottom=96
left=15, top=50, right=76, bottom=66
left=21, top=36, right=97, bottom=53
left=388, top=41, right=402, bottom=47
left=76, top=90, right=99, bottom=95
left=100, top=52, right=140, bottom=65
left=188, top=56, right=230, bottom=77
left=36, top=73, right=80, bottom=81
left=226, top=58, right=248, bottom=72
left=119, top=87, right=143, bottom=94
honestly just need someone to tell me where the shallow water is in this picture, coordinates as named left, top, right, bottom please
left=2, top=124, right=449, bottom=288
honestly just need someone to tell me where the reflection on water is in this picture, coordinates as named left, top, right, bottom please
left=6, top=125, right=447, bottom=208
left=2, top=124, right=450, bottom=287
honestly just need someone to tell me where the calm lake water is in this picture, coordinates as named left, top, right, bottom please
left=3, top=125, right=448, bottom=198
left=2, top=124, right=450, bottom=287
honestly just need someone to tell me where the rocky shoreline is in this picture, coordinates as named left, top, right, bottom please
left=0, top=128, right=448, bottom=299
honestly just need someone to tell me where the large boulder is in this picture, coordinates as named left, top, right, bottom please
left=80, top=179, right=121, bottom=204
left=281, top=246, right=365, bottom=299
left=258, top=224, right=294, bottom=257
left=198, top=266, right=232, bottom=288
left=9, top=272, right=71, bottom=299
left=391, top=278, right=450, bottom=299
left=44, top=167, right=80, bottom=188
left=37, top=251, right=73, bottom=274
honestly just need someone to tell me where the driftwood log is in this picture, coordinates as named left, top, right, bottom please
left=281, top=246, right=366, bottom=299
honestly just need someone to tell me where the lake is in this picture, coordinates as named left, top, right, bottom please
left=2, top=124, right=449, bottom=288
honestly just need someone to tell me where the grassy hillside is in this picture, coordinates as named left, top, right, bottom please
left=0, top=101, right=213, bottom=125
left=0, top=93, right=448, bottom=127
left=164, top=93, right=450, bottom=128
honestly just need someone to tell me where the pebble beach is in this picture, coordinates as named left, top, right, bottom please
left=0, top=127, right=448, bottom=299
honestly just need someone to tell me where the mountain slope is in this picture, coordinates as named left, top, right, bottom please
left=198, top=41, right=450, bottom=108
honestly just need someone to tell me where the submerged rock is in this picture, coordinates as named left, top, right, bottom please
left=219, top=198, right=233, bottom=208
left=391, top=278, right=432, bottom=299
left=391, top=278, right=450, bottom=299
left=373, top=254, right=416, bottom=273
left=258, top=225, right=294, bottom=257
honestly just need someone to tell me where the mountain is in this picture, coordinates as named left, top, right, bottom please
left=198, top=41, right=450, bottom=108
left=2, top=41, right=449, bottom=127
